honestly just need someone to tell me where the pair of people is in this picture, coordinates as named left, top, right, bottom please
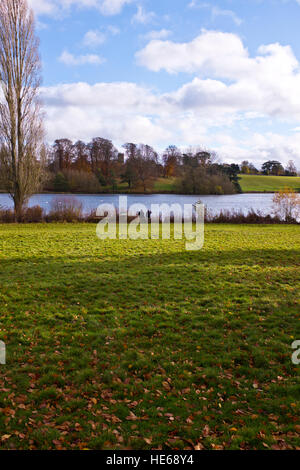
left=137, top=210, right=152, bottom=220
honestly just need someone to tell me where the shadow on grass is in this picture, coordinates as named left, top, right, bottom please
left=1, top=246, right=299, bottom=316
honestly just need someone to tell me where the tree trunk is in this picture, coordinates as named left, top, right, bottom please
left=14, top=197, right=23, bottom=222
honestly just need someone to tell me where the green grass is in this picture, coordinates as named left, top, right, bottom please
left=239, top=175, right=300, bottom=193
left=99, top=178, right=179, bottom=194
left=153, top=178, right=179, bottom=193
left=0, top=223, right=299, bottom=450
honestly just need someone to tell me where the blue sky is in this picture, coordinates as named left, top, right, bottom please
left=28, top=0, right=300, bottom=167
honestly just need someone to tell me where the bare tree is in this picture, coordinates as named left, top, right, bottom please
left=0, top=0, right=45, bottom=220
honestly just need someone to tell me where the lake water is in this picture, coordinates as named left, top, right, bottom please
left=0, top=192, right=276, bottom=216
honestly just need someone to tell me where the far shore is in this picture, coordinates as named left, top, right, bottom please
left=1, top=174, right=299, bottom=196
left=0, top=189, right=280, bottom=196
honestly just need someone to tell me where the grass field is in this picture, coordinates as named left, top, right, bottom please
left=153, top=178, right=179, bottom=193
left=153, top=175, right=300, bottom=194
left=239, top=175, right=300, bottom=193
left=0, top=224, right=299, bottom=450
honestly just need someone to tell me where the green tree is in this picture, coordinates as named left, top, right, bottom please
left=53, top=172, right=70, bottom=192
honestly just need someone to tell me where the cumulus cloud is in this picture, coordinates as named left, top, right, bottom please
left=41, top=82, right=169, bottom=145
left=39, top=81, right=300, bottom=167
left=136, top=30, right=250, bottom=74
left=136, top=30, right=300, bottom=120
left=59, top=50, right=105, bottom=66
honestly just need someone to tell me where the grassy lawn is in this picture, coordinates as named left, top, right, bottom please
left=0, top=223, right=299, bottom=450
left=239, top=175, right=300, bottom=193
left=153, top=178, right=179, bottom=193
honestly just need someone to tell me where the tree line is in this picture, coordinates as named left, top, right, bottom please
left=43, top=139, right=242, bottom=195
left=240, top=159, right=298, bottom=176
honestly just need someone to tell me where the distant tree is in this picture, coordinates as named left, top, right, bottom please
left=179, top=149, right=237, bottom=195
left=219, top=164, right=242, bottom=193
left=262, top=160, right=284, bottom=176
left=241, top=161, right=251, bottom=174
left=135, top=144, right=158, bottom=191
left=195, top=150, right=213, bottom=166
left=273, top=188, right=300, bottom=222
left=88, top=137, right=118, bottom=182
left=53, top=172, right=70, bottom=192
left=96, top=169, right=107, bottom=187
left=121, top=159, right=138, bottom=189
left=117, top=153, right=125, bottom=164
left=0, top=0, right=45, bottom=220
left=123, top=143, right=139, bottom=160
left=241, top=161, right=259, bottom=175
left=285, top=160, right=297, bottom=176
left=73, top=141, right=90, bottom=172
left=248, top=163, right=259, bottom=174
left=63, top=169, right=101, bottom=193
left=122, top=143, right=158, bottom=191
left=122, top=144, right=139, bottom=189
left=53, top=139, right=74, bottom=171
left=162, top=145, right=181, bottom=178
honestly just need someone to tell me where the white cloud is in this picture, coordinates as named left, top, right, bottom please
left=39, top=80, right=300, bottom=167
left=143, top=29, right=172, bottom=41
left=83, top=30, right=106, bottom=47
left=59, top=50, right=105, bottom=66
left=216, top=132, right=300, bottom=167
left=132, top=5, right=155, bottom=24
left=136, top=30, right=300, bottom=120
left=41, top=82, right=169, bottom=145
left=28, top=0, right=133, bottom=17
left=136, top=30, right=251, bottom=75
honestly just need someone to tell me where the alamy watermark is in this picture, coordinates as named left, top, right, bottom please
left=96, top=197, right=205, bottom=251
left=291, top=340, right=300, bottom=365
left=0, top=340, right=6, bottom=365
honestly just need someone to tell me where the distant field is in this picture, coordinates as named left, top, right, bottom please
left=239, top=175, right=300, bottom=193
left=156, top=175, right=300, bottom=194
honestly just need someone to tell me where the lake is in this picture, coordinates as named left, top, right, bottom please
left=0, top=193, right=276, bottom=216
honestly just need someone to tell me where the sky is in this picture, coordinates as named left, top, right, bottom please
left=27, top=0, right=300, bottom=167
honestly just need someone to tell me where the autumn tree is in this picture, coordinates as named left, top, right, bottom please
left=162, top=145, right=181, bottom=178
left=0, top=0, right=45, bottom=220
left=273, top=187, right=300, bottom=222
